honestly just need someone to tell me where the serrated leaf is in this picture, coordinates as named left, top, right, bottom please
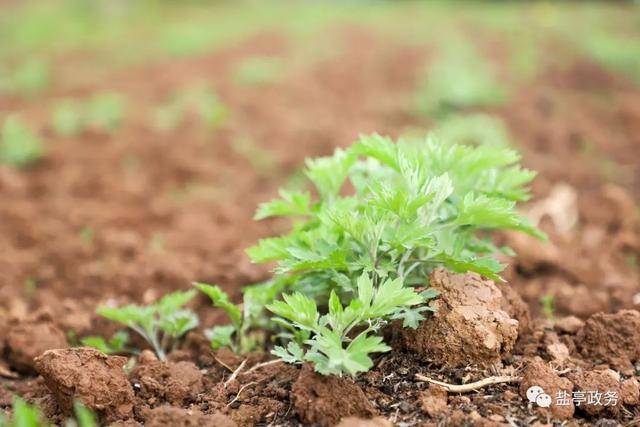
left=160, top=309, right=198, bottom=338
left=267, top=292, right=318, bottom=331
left=157, top=290, right=196, bottom=316
left=255, top=190, right=311, bottom=220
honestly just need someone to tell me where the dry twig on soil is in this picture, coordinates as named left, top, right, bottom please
left=224, top=359, right=247, bottom=387
left=415, top=373, right=521, bottom=393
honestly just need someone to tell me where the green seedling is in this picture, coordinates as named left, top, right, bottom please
left=582, top=32, right=640, bottom=85
left=415, top=46, right=506, bottom=117
left=0, top=116, right=45, bottom=168
left=540, top=294, right=555, bottom=321
left=234, top=57, right=283, bottom=86
left=24, top=277, right=38, bottom=298
left=96, top=290, right=198, bottom=361
left=81, top=330, right=130, bottom=355
left=249, top=133, right=543, bottom=375
left=78, top=227, right=94, bottom=246
left=232, top=135, right=276, bottom=175
left=194, top=90, right=228, bottom=130
left=0, top=59, right=50, bottom=97
left=432, top=114, right=511, bottom=147
left=87, top=93, right=125, bottom=132
left=151, top=87, right=228, bottom=132
left=52, top=100, right=85, bottom=137
left=152, top=99, right=185, bottom=132
left=195, top=280, right=285, bottom=354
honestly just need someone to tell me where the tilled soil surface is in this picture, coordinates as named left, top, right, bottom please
left=1, top=25, right=639, bottom=426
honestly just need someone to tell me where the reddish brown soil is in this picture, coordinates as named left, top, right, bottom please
left=1, top=22, right=640, bottom=426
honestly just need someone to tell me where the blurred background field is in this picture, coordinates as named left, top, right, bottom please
left=1, top=0, right=639, bottom=349
left=1, top=1, right=640, bottom=425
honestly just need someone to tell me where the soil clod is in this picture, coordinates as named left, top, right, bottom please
left=397, top=268, right=519, bottom=367
left=576, top=309, right=640, bottom=374
left=34, top=347, right=134, bottom=422
left=5, top=322, right=68, bottom=374
left=519, top=357, right=574, bottom=420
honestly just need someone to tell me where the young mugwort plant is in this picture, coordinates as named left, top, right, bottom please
left=96, top=290, right=198, bottom=361
left=248, top=133, right=544, bottom=375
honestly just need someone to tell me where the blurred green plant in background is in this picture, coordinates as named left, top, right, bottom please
left=415, top=42, right=507, bottom=117
left=0, top=58, right=50, bottom=97
left=234, top=56, right=284, bottom=86
left=432, top=114, right=512, bottom=147
left=0, top=116, right=45, bottom=168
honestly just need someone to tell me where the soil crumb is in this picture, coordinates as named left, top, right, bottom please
left=130, top=350, right=204, bottom=406
left=5, top=322, right=68, bottom=373
left=144, top=405, right=236, bottom=427
left=292, top=364, right=375, bottom=426
left=576, top=309, right=640, bottom=374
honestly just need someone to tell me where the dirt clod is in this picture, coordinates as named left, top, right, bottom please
left=620, top=378, right=639, bottom=405
left=130, top=351, right=204, bottom=406
left=292, top=365, right=375, bottom=427
left=419, top=384, right=448, bottom=418
left=398, top=269, right=519, bottom=367
left=568, top=369, right=621, bottom=417
left=144, top=406, right=236, bottom=427
left=519, top=357, right=574, bottom=420
left=554, top=316, right=585, bottom=334
left=34, top=347, right=134, bottom=422
left=576, top=310, right=640, bottom=374
left=5, top=322, right=68, bottom=373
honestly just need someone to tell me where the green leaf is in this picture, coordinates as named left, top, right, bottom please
left=272, top=341, right=305, bottom=364
left=267, top=292, right=318, bottom=331
left=11, top=398, right=43, bottom=427
left=368, top=277, right=424, bottom=318
left=304, top=148, right=355, bottom=199
left=255, top=190, right=311, bottom=220
left=194, top=283, right=242, bottom=328
left=356, top=273, right=373, bottom=307
left=159, top=309, right=198, bottom=338
left=73, top=401, right=97, bottom=427
left=80, top=330, right=129, bottom=354
left=96, top=305, right=156, bottom=333
left=351, top=133, right=399, bottom=170
left=157, top=290, right=196, bottom=316
left=246, top=236, right=293, bottom=263
left=206, top=325, right=235, bottom=350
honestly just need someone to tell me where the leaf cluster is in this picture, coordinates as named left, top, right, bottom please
left=96, top=290, right=198, bottom=361
left=269, top=274, right=432, bottom=376
left=195, top=279, right=285, bottom=353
